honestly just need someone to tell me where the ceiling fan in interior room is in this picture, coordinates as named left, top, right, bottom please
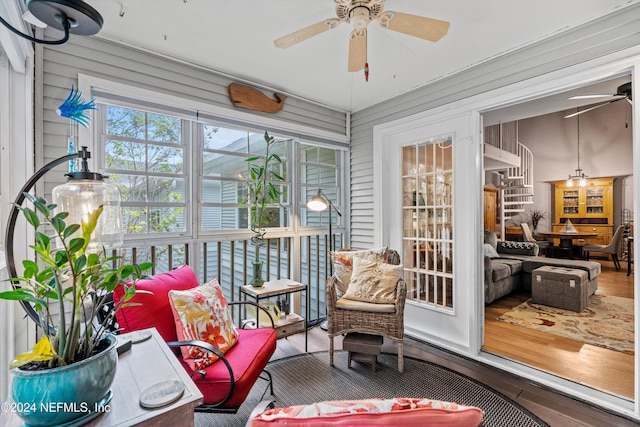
left=273, top=0, right=450, bottom=80
left=564, top=82, right=632, bottom=118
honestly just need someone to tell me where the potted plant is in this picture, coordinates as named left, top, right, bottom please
left=241, top=131, right=285, bottom=287
left=529, top=209, right=547, bottom=233
left=0, top=193, right=151, bottom=426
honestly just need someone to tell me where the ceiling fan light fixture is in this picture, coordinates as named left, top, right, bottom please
left=274, top=0, right=450, bottom=72
left=349, top=4, right=371, bottom=29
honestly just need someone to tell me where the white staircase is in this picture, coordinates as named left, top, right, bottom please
left=483, top=121, right=535, bottom=238
left=496, top=142, right=534, bottom=238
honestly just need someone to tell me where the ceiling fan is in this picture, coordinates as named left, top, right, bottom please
left=564, top=82, right=632, bottom=118
left=273, top=0, right=450, bottom=78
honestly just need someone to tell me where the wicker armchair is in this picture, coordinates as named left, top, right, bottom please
left=326, top=249, right=407, bottom=372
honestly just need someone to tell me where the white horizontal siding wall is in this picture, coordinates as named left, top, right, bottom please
left=349, top=4, right=640, bottom=249
left=36, top=35, right=348, bottom=201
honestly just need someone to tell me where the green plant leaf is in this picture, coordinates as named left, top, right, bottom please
left=22, top=208, right=40, bottom=228
left=22, top=259, right=39, bottom=277
left=63, top=223, right=80, bottom=239
left=74, top=255, right=86, bottom=273
left=32, top=199, right=49, bottom=217
left=54, top=250, right=68, bottom=266
left=68, top=237, right=86, bottom=253
left=120, top=264, right=134, bottom=278
left=34, top=231, right=50, bottom=249
left=51, top=216, right=65, bottom=234
left=0, top=288, right=33, bottom=300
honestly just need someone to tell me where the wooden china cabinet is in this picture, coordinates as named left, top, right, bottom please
left=551, top=177, right=614, bottom=252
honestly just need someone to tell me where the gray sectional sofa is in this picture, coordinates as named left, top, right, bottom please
left=483, top=230, right=601, bottom=304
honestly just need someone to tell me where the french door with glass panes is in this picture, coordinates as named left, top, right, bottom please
left=375, top=112, right=479, bottom=352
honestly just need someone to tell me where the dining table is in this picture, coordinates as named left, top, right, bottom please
left=536, top=231, right=598, bottom=249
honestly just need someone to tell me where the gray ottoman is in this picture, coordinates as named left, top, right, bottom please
left=531, top=266, right=589, bottom=312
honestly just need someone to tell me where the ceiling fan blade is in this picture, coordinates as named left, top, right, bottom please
left=348, top=28, right=367, bottom=72
left=569, top=94, right=624, bottom=100
left=274, top=18, right=341, bottom=48
left=378, top=11, right=450, bottom=42
left=564, top=101, right=617, bottom=118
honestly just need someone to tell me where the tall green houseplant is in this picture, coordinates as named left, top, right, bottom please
left=242, top=131, right=285, bottom=287
left=0, top=194, right=152, bottom=426
left=0, top=193, right=151, bottom=367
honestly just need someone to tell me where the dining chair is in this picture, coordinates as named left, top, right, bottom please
left=583, top=225, right=626, bottom=270
left=520, top=223, right=549, bottom=255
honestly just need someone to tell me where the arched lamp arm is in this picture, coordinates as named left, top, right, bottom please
left=0, top=15, right=70, bottom=45
left=4, top=147, right=90, bottom=325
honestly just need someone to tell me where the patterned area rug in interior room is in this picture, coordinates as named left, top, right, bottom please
left=196, top=351, right=549, bottom=427
left=498, top=293, right=634, bottom=354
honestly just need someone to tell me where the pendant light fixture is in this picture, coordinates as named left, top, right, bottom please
left=566, top=110, right=587, bottom=187
left=0, top=0, right=103, bottom=45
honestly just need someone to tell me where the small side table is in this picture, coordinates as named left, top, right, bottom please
left=343, top=333, right=383, bottom=373
left=0, top=328, right=203, bottom=427
left=240, top=279, right=308, bottom=352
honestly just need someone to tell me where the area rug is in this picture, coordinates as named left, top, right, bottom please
left=195, top=351, right=549, bottom=427
left=497, top=293, right=634, bottom=354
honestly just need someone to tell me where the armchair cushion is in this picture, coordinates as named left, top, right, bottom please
left=250, top=397, right=482, bottom=427
left=343, top=257, right=403, bottom=304
left=330, top=247, right=388, bottom=295
left=168, top=278, right=239, bottom=371
left=335, top=298, right=396, bottom=313
left=114, top=265, right=199, bottom=342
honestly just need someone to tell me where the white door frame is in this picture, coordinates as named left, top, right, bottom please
left=373, top=46, right=640, bottom=419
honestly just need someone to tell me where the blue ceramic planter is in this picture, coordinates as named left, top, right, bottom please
left=10, top=334, right=117, bottom=427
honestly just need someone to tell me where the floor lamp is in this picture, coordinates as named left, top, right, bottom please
left=307, top=189, right=342, bottom=330
left=5, top=146, right=122, bottom=327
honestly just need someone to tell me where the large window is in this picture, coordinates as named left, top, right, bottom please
left=98, top=103, right=342, bottom=247
left=300, top=144, right=342, bottom=230
left=100, top=105, right=188, bottom=237
left=200, top=125, right=290, bottom=232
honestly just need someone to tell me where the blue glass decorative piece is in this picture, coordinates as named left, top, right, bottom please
left=67, top=136, right=77, bottom=173
left=56, top=86, right=97, bottom=128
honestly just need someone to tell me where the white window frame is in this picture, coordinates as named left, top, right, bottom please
left=78, top=75, right=349, bottom=247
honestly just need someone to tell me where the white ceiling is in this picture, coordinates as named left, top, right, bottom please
left=81, top=0, right=638, bottom=113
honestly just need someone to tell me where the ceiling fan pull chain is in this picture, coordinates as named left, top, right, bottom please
left=364, top=29, right=369, bottom=82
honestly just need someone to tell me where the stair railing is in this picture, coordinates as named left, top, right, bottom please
left=499, top=141, right=534, bottom=238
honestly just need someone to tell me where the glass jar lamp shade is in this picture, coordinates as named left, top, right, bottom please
left=52, top=177, right=123, bottom=252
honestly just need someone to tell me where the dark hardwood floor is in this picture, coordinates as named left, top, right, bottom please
left=273, top=258, right=637, bottom=427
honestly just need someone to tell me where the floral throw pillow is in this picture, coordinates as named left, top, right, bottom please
left=343, top=257, right=403, bottom=304
left=168, top=278, right=239, bottom=371
left=330, top=247, right=387, bottom=295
